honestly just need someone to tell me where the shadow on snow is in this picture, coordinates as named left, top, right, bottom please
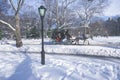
left=7, top=54, right=36, bottom=80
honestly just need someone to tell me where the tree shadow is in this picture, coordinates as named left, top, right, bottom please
left=7, top=54, right=36, bottom=80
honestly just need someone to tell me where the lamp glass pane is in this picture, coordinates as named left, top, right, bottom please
left=40, top=9, right=45, bottom=16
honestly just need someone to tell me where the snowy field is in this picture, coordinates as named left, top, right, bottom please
left=0, top=36, right=120, bottom=80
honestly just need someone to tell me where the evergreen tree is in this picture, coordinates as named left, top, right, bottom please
left=26, top=27, right=40, bottom=39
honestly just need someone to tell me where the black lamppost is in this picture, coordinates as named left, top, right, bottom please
left=38, top=5, right=46, bottom=65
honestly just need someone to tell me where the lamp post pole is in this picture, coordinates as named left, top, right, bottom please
left=41, top=15, right=45, bottom=65
left=38, top=5, right=46, bottom=65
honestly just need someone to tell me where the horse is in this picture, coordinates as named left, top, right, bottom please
left=71, top=34, right=92, bottom=45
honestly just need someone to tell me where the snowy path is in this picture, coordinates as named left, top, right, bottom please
left=8, top=54, right=36, bottom=80
left=0, top=52, right=36, bottom=80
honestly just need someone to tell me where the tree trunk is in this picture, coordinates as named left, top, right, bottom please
left=15, top=14, right=23, bottom=47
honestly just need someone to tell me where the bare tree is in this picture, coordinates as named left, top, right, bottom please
left=59, top=0, right=76, bottom=26
left=20, top=4, right=39, bottom=38
left=42, top=0, right=53, bottom=29
left=75, top=0, right=108, bottom=34
left=90, top=20, right=108, bottom=36
left=9, top=0, right=25, bottom=47
left=0, top=0, right=24, bottom=47
left=43, top=0, right=76, bottom=29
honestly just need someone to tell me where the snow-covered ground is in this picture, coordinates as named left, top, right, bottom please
left=1, top=36, right=120, bottom=58
left=0, top=36, right=120, bottom=80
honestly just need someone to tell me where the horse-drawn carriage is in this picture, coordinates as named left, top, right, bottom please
left=51, top=28, right=70, bottom=44
left=50, top=28, right=92, bottom=45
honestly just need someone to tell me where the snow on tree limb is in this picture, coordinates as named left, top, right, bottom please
left=0, top=20, right=16, bottom=31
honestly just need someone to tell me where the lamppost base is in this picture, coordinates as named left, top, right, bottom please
left=41, top=51, right=45, bottom=65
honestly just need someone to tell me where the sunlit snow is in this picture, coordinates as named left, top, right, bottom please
left=0, top=36, right=120, bottom=80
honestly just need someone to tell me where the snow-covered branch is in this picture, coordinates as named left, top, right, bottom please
left=0, top=20, right=16, bottom=31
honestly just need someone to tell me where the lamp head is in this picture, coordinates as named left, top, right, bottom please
left=38, top=5, right=46, bottom=18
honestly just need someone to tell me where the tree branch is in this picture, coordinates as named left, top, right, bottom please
left=15, top=0, right=22, bottom=15
left=21, top=0, right=25, bottom=6
left=0, top=20, right=16, bottom=31
left=9, top=0, right=17, bottom=12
